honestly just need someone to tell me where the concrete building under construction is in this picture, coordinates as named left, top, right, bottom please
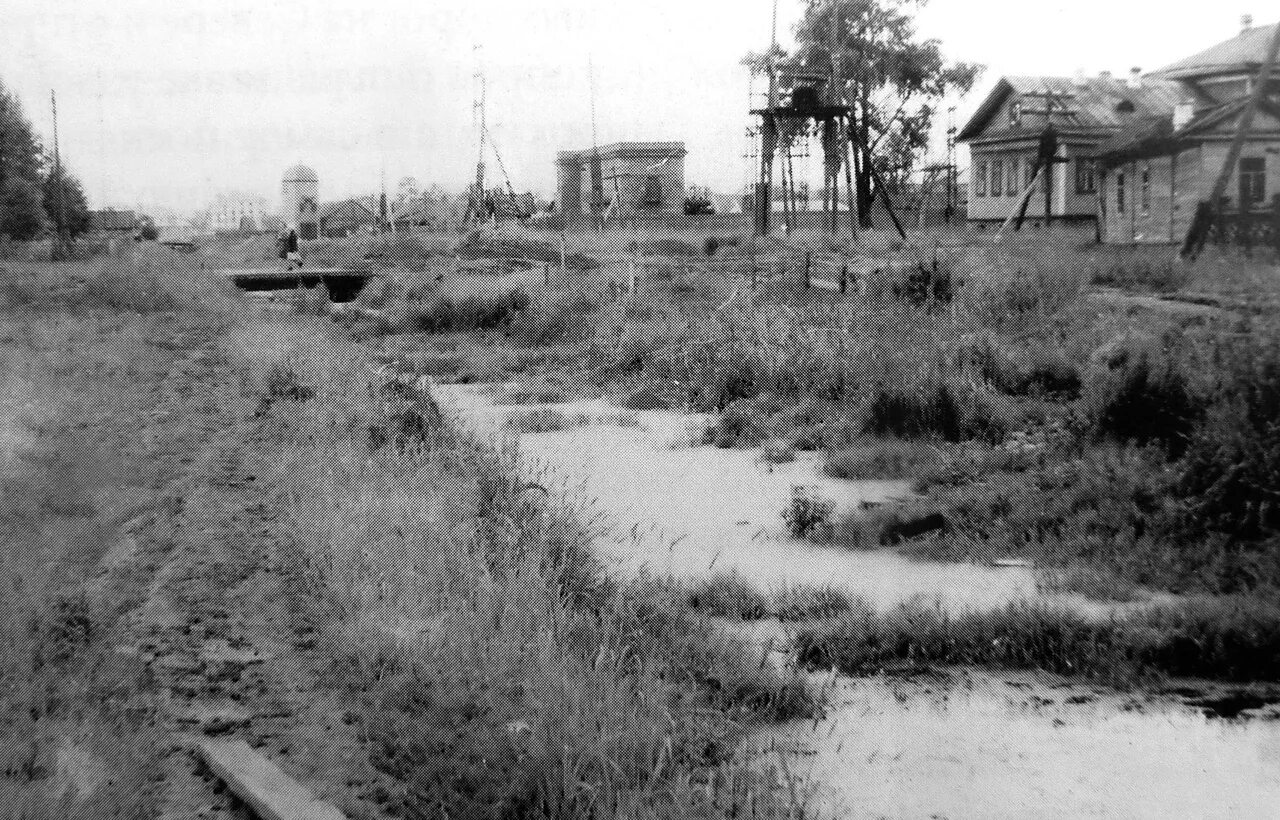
left=556, top=142, right=687, bottom=215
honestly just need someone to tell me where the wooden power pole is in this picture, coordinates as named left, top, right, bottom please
left=51, top=90, right=68, bottom=260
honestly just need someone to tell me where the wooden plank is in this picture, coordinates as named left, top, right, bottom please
left=199, top=739, right=348, bottom=820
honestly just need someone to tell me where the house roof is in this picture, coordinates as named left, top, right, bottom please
left=390, top=198, right=454, bottom=223
left=958, top=75, right=1183, bottom=142
left=1153, top=22, right=1279, bottom=79
left=318, top=198, right=377, bottom=223
left=1095, top=95, right=1280, bottom=167
left=559, top=142, right=687, bottom=163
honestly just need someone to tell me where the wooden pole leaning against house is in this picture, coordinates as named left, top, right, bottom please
left=995, top=164, right=1046, bottom=243
left=1181, top=20, right=1280, bottom=258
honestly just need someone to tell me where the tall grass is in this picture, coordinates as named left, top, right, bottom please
left=795, top=595, right=1280, bottom=684
left=267, top=332, right=816, bottom=819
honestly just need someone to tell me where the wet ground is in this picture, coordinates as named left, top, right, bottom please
left=434, top=380, right=1280, bottom=819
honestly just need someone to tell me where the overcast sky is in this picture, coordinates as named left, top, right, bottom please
left=0, top=0, right=1253, bottom=214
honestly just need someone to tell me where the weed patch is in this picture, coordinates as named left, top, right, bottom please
left=795, top=594, right=1280, bottom=684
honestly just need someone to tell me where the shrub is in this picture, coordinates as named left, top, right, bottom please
left=823, top=438, right=944, bottom=480
left=761, top=438, right=796, bottom=464
left=783, top=486, right=834, bottom=539
left=264, top=362, right=316, bottom=401
left=505, top=292, right=598, bottom=347
left=704, top=395, right=784, bottom=448
left=406, top=287, right=531, bottom=333
left=1085, top=336, right=1204, bottom=456
left=794, top=594, right=1280, bottom=684
left=962, top=332, right=1080, bottom=397
left=1177, top=341, right=1280, bottom=541
left=862, top=383, right=963, bottom=441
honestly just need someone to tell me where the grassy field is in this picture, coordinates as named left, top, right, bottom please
left=351, top=222, right=1280, bottom=685
left=0, top=244, right=818, bottom=818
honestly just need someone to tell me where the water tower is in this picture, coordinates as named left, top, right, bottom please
left=281, top=164, right=319, bottom=240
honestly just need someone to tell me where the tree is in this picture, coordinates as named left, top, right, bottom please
left=42, top=166, right=91, bottom=238
left=1, top=177, right=46, bottom=240
left=0, top=80, right=49, bottom=239
left=750, top=0, right=982, bottom=227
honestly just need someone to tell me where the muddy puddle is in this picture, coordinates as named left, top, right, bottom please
left=433, top=381, right=1280, bottom=818
left=435, top=384, right=1115, bottom=614
left=750, top=666, right=1280, bottom=819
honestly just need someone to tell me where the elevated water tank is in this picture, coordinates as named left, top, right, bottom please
left=281, top=164, right=319, bottom=240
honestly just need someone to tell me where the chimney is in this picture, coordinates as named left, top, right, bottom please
left=1242, top=14, right=1253, bottom=34
left=1173, top=102, right=1196, bottom=131
left=1128, top=67, right=1143, bottom=89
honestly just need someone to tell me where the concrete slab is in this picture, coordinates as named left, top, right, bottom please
left=199, top=739, right=348, bottom=820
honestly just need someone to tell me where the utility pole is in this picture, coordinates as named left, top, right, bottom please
left=755, top=0, right=781, bottom=236
left=469, top=45, right=487, bottom=226
left=1044, top=97, right=1054, bottom=227
left=587, top=56, right=608, bottom=228
left=51, top=90, right=68, bottom=260
left=945, top=105, right=957, bottom=222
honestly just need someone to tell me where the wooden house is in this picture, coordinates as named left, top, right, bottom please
left=1095, top=20, right=1280, bottom=244
left=318, top=198, right=378, bottom=238
left=958, top=73, right=1181, bottom=225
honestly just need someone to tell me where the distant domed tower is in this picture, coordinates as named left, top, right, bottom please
left=281, top=164, right=319, bottom=240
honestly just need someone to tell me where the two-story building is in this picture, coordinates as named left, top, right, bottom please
left=959, top=72, right=1182, bottom=226
left=1095, top=19, right=1280, bottom=244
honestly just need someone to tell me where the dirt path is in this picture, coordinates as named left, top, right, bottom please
left=86, top=317, right=386, bottom=820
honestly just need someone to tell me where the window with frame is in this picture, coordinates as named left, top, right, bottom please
left=1141, top=165, right=1151, bottom=212
left=1116, top=170, right=1126, bottom=214
left=975, top=162, right=988, bottom=197
left=1075, top=158, right=1097, bottom=194
left=1240, top=157, right=1266, bottom=208
left=991, top=159, right=1003, bottom=197
left=1008, top=159, right=1020, bottom=196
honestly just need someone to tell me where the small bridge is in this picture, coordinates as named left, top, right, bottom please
left=221, top=268, right=374, bottom=303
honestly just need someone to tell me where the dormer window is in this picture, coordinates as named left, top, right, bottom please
left=1009, top=101, right=1023, bottom=128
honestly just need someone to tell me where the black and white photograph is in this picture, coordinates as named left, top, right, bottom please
left=1, top=2, right=1279, bottom=817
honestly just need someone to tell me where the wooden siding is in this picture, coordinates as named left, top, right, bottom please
left=966, top=142, right=1102, bottom=221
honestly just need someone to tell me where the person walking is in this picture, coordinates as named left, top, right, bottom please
left=284, top=228, right=302, bottom=270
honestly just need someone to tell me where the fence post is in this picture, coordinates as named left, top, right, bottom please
left=804, top=251, right=811, bottom=290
